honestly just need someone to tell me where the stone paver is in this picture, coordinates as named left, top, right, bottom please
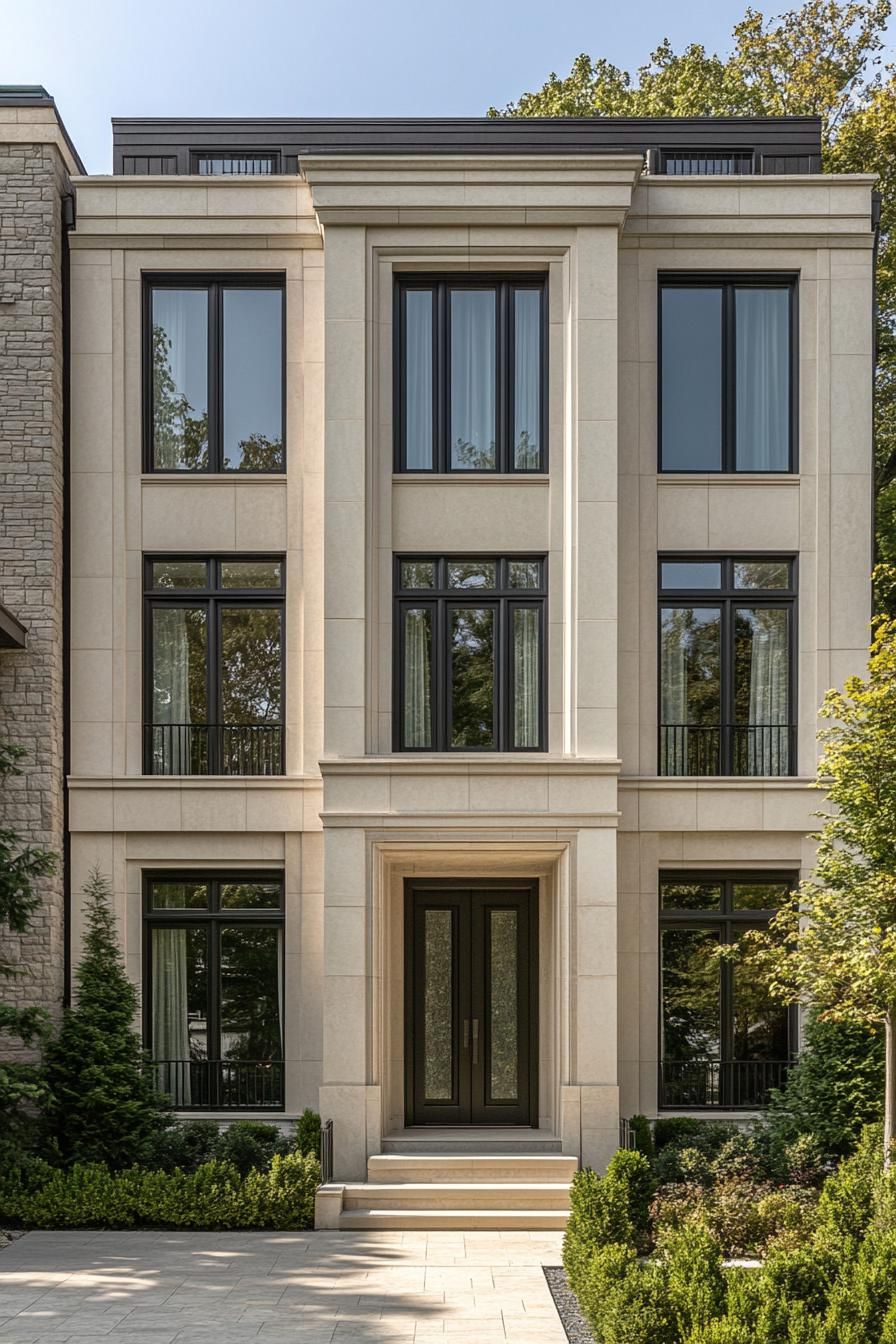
left=0, top=1230, right=566, bottom=1343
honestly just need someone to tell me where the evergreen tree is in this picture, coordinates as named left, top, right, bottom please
left=43, top=869, right=168, bottom=1168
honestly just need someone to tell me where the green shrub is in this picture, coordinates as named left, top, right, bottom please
left=824, top=1227, right=896, bottom=1343
left=629, top=1114, right=655, bottom=1162
left=606, top=1148, right=655, bottom=1242
left=563, top=1167, right=635, bottom=1291
left=144, top=1120, right=220, bottom=1173
left=684, top=1322, right=754, bottom=1344
left=816, top=1123, right=883, bottom=1246
left=215, top=1121, right=288, bottom=1176
left=577, top=1243, right=675, bottom=1344
left=660, top=1221, right=726, bottom=1338
left=653, top=1117, right=714, bottom=1150
left=295, top=1108, right=322, bottom=1157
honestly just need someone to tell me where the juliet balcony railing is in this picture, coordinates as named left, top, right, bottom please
left=659, top=724, right=795, bottom=777
left=144, top=723, right=284, bottom=776
left=660, top=1059, right=792, bottom=1110
left=151, top=1059, right=285, bottom=1111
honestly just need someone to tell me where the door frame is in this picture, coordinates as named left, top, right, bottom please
left=403, top=877, right=539, bottom=1127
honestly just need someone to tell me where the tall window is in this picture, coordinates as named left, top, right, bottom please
left=395, top=556, right=546, bottom=751
left=659, top=275, right=795, bottom=472
left=659, top=557, right=795, bottom=777
left=145, top=275, right=284, bottom=472
left=659, top=874, right=795, bottom=1109
left=396, top=275, right=546, bottom=473
left=144, top=556, right=284, bottom=776
left=144, top=873, right=284, bottom=1110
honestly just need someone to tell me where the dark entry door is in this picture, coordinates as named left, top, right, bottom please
left=405, top=882, right=537, bottom=1126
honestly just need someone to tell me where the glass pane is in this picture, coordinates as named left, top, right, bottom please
left=400, top=561, right=435, bottom=589
left=220, top=607, right=282, bottom=723
left=151, top=561, right=208, bottom=591
left=489, top=909, right=519, bottom=1101
left=403, top=608, right=433, bottom=749
left=424, top=909, right=453, bottom=1102
left=450, top=608, right=495, bottom=747
left=220, top=926, right=283, bottom=1060
left=150, top=882, right=209, bottom=909
left=197, top=156, right=275, bottom=176
left=151, top=608, right=208, bottom=775
left=448, top=561, right=496, bottom=590
left=151, top=925, right=208, bottom=1107
left=514, top=289, right=541, bottom=469
left=513, top=608, right=540, bottom=748
left=404, top=290, right=433, bottom=470
left=732, top=881, right=791, bottom=911
left=661, top=288, right=722, bottom=471
left=220, top=881, right=282, bottom=909
left=660, top=607, right=721, bottom=775
left=508, top=561, right=543, bottom=590
left=151, top=289, right=209, bottom=471
left=733, top=561, right=790, bottom=591
left=220, top=561, right=282, bottom=590
left=450, top=290, right=496, bottom=469
left=732, top=928, right=789, bottom=1059
left=661, top=927, right=721, bottom=1061
left=735, top=288, right=790, bottom=471
left=222, top=289, right=283, bottom=472
left=660, top=562, right=722, bottom=590
left=660, top=881, right=722, bottom=911
left=734, top=607, right=790, bottom=775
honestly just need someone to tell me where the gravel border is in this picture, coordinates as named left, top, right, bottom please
left=544, top=1266, right=595, bottom=1344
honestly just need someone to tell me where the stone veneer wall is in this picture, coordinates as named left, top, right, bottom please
left=0, top=138, right=68, bottom=1027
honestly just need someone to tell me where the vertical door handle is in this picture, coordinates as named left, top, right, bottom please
left=472, top=1018, right=480, bottom=1065
left=463, top=1019, right=470, bottom=1051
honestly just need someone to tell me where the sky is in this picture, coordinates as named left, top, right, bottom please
left=3, top=0, right=894, bottom=174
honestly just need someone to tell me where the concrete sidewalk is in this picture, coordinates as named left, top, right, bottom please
left=0, top=1229, right=567, bottom=1342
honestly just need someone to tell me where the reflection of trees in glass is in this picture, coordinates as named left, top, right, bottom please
left=490, top=910, right=518, bottom=1100
left=732, top=931, right=789, bottom=1060
left=452, top=437, right=497, bottom=470
left=424, top=910, right=452, bottom=1101
left=220, top=608, right=282, bottom=723
left=516, top=429, right=538, bottom=470
left=152, top=325, right=209, bottom=470
left=223, top=432, right=283, bottom=473
left=661, top=607, right=721, bottom=723
left=220, top=927, right=282, bottom=1061
left=451, top=608, right=495, bottom=746
left=662, top=928, right=721, bottom=1060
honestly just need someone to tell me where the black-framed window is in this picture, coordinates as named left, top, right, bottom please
left=192, top=153, right=279, bottom=176
left=659, top=274, right=796, bottom=473
left=144, top=556, right=285, bottom=776
left=659, top=873, right=796, bottom=1109
left=395, top=274, right=547, bottom=474
left=395, top=556, right=546, bottom=752
left=660, top=150, right=754, bottom=176
left=144, top=872, right=284, bottom=1111
left=659, top=556, right=796, bottom=777
left=145, top=274, right=285, bottom=473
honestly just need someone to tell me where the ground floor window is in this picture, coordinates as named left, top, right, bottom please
left=659, top=873, right=795, bottom=1109
left=144, top=872, right=284, bottom=1110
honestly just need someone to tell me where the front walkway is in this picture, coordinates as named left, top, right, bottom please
left=0, top=1229, right=567, bottom=1342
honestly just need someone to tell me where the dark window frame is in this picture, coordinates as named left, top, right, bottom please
left=143, top=272, right=287, bottom=474
left=143, top=553, right=286, bottom=775
left=660, top=150, right=755, bottom=175
left=191, top=151, right=281, bottom=175
left=142, top=870, right=285, bottom=1112
left=393, top=554, right=548, bottom=753
left=658, top=870, right=798, bottom=1110
left=394, top=273, right=549, bottom=474
left=658, top=272, right=799, bottom=474
left=657, top=553, right=798, bottom=777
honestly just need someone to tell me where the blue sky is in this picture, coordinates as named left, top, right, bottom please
left=4, top=0, right=894, bottom=173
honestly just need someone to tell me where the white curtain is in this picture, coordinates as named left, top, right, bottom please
left=736, top=289, right=789, bottom=471
left=405, top=291, right=433, bottom=469
left=450, top=291, right=496, bottom=469
left=745, top=608, right=789, bottom=774
left=513, top=608, right=539, bottom=747
left=151, top=928, right=191, bottom=1106
left=153, top=609, right=193, bottom=774
left=403, top=608, right=432, bottom=748
left=514, top=291, right=540, bottom=469
left=152, top=290, right=189, bottom=470
left=660, top=609, right=688, bottom=774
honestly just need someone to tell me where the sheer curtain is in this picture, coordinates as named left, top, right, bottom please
left=745, top=608, right=789, bottom=774
left=403, top=609, right=432, bottom=748
left=152, top=291, right=189, bottom=471
left=450, top=291, right=496, bottom=469
left=660, top=609, right=688, bottom=774
left=405, top=291, right=433, bottom=469
left=153, top=610, right=193, bottom=774
left=736, top=289, right=789, bottom=471
left=514, top=291, right=540, bottom=469
left=513, top=609, right=539, bottom=747
left=151, top=928, right=191, bottom=1106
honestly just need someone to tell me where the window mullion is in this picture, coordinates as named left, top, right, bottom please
left=438, top=282, right=449, bottom=473
left=497, top=283, right=508, bottom=472
left=209, top=920, right=221, bottom=1101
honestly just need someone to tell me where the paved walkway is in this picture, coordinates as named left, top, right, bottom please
left=0, top=1230, right=567, bottom=1342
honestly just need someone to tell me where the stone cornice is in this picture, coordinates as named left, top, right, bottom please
left=319, top=756, right=622, bottom=775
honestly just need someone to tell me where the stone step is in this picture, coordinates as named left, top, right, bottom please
left=338, top=1207, right=569, bottom=1231
left=343, top=1182, right=571, bottom=1211
left=367, top=1153, right=577, bottom=1184
left=382, top=1129, right=563, bottom=1155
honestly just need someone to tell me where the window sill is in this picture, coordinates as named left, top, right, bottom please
left=392, top=473, right=550, bottom=485
left=141, top=473, right=288, bottom=484
left=658, top=473, right=798, bottom=485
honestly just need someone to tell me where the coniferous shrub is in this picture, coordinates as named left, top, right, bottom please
left=577, top=1243, right=675, bottom=1344
left=295, top=1107, right=322, bottom=1156
left=660, top=1221, right=726, bottom=1338
left=42, top=870, right=168, bottom=1168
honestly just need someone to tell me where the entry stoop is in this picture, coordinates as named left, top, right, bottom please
left=315, top=1147, right=577, bottom=1230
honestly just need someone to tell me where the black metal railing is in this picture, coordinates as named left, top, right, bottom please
left=320, top=1118, right=334, bottom=1184
left=151, top=1059, right=285, bottom=1110
left=660, top=1059, right=792, bottom=1110
left=661, top=150, right=755, bottom=176
left=659, top=724, right=795, bottom=777
left=619, top=1117, right=638, bottom=1151
left=144, top=723, right=284, bottom=776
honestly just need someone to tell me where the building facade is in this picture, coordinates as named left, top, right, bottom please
left=0, top=97, right=876, bottom=1213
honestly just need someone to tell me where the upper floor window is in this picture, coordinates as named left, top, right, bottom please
left=145, top=275, right=284, bottom=473
left=395, top=556, right=546, bottom=752
left=193, top=153, right=279, bottom=175
left=659, top=556, right=795, bottom=777
left=144, top=556, right=284, bottom=776
left=660, top=150, right=754, bottom=176
left=659, top=275, right=796, bottom=473
left=396, top=275, right=546, bottom=474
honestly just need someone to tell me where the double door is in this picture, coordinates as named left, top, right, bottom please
left=405, top=883, right=537, bottom=1126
